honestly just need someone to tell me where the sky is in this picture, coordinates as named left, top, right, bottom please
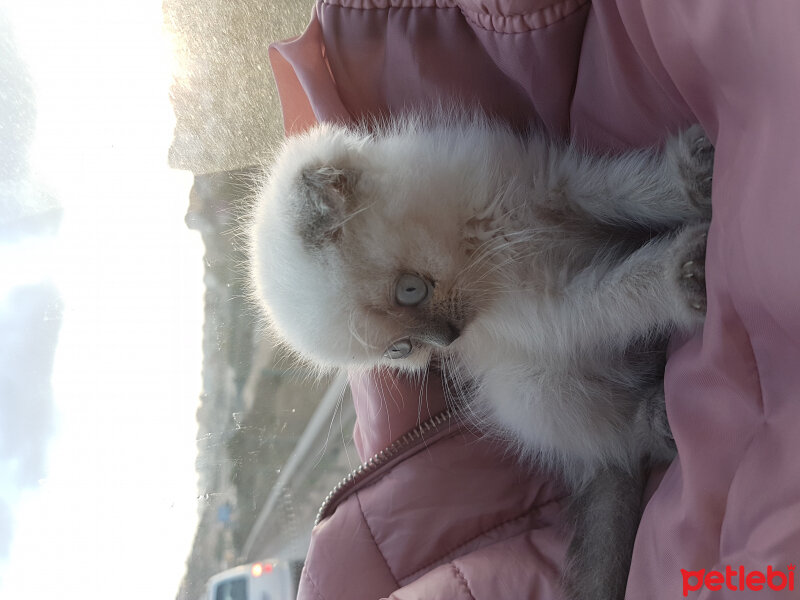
left=0, top=1, right=203, bottom=597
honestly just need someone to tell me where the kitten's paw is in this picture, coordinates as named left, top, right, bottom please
left=669, top=125, right=714, bottom=217
left=669, top=222, right=709, bottom=323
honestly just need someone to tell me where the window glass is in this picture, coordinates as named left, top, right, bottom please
left=0, top=2, right=354, bottom=599
left=215, top=577, right=247, bottom=600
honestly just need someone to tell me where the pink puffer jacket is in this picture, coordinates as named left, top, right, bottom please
left=270, top=1, right=800, bottom=598
left=302, top=372, right=568, bottom=599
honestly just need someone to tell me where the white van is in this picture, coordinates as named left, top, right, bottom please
left=206, top=559, right=303, bottom=600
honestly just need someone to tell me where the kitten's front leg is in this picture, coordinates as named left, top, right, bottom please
left=555, top=126, right=714, bottom=227
left=565, top=222, right=709, bottom=348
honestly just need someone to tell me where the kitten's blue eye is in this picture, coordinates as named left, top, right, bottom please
left=384, top=339, right=412, bottom=359
left=395, top=274, right=429, bottom=306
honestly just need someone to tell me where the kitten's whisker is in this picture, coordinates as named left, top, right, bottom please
left=464, top=229, right=533, bottom=266
left=336, top=379, right=356, bottom=471
left=348, top=309, right=381, bottom=352
left=336, top=200, right=378, bottom=228
left=467, top=241, right=552, bottom=287
left=457, top=230, right=538, bottom=282
left=314, top=372, right=350, bottom=470
left=375, top=367, right=393, bottom=443
left=386, top=367, right=404, bottom=412
left=442, top=355, right=484, bottom=437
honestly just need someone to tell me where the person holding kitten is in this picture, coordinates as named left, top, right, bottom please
left=257, top=1, right=800, bottom=599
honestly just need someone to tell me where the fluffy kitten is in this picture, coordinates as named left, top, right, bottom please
left=248, top=113, right=712, bottom=600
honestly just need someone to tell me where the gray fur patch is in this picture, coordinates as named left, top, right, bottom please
left=294, top=166, right=359, bottom=249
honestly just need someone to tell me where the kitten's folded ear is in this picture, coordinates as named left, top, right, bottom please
left=295, top=166, right=360, bottom=247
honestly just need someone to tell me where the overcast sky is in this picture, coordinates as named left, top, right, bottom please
left=0, top=1, right=204, bottom=597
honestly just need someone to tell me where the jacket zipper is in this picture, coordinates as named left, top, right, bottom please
left=315, top=406, right=460, bottom=525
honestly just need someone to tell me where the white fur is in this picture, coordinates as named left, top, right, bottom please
left=248, top=113, right=710, bottom=486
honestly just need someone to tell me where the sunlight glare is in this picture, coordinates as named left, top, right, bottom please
left=0, top=1, right=203, bottom=598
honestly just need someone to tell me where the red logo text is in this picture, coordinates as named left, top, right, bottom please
left=681, top=565, right=795, bottom=596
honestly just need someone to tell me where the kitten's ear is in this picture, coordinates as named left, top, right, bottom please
left=295, top=166, right=359, bottom=246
